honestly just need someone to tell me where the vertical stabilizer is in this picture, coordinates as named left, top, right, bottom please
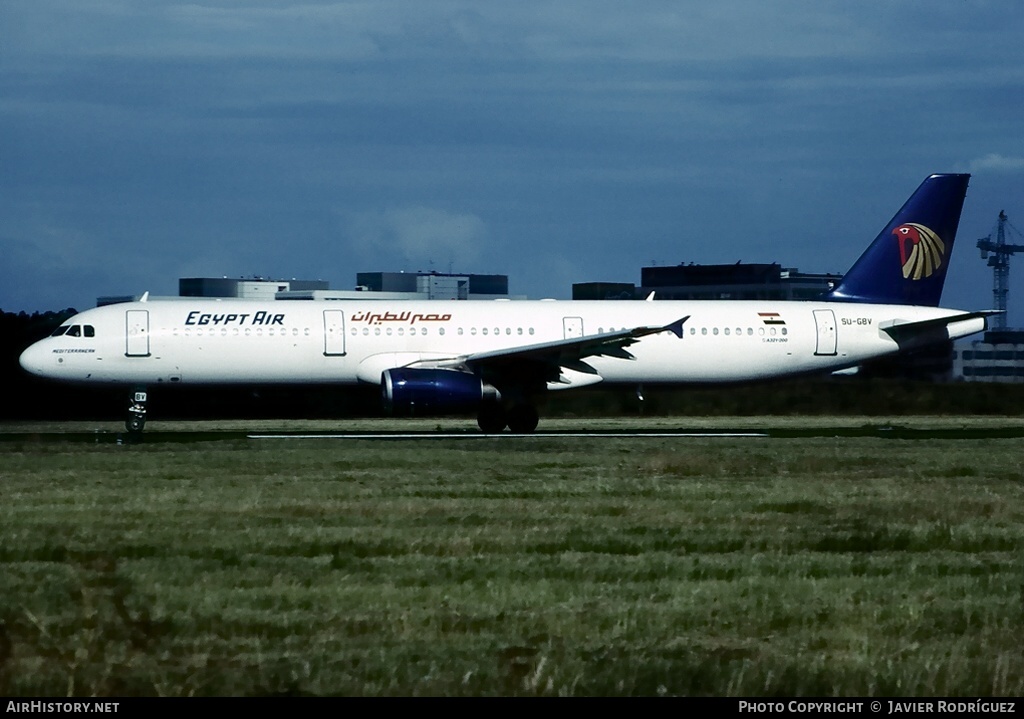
left=826, top=174, right=970, bottom=306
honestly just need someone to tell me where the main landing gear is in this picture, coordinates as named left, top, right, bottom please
left=477, top=402, right=539, bottom=434
left=126, top=389, right=147, bottom=435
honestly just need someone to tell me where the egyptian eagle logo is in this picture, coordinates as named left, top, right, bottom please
left=893, top=223, right=944, bottom=280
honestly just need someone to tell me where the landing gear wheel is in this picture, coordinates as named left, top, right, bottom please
left=477, top=403, right=507, bottom=434
left=126, top=415, right=146, bottom=433
left=506, top=405, right=539, bottom=434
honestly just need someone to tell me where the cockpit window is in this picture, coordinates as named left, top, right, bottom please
left=49, top=324, right=95, bottom=338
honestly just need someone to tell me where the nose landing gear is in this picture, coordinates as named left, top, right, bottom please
left=126, top=390, right=147, bottom=434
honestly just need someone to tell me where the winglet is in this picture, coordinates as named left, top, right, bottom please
left=663, top=315, right=689, bottom=338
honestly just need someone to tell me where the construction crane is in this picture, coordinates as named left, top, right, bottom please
left=977, top=211, right=1024, bottom=330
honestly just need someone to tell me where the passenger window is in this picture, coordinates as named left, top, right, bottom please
left=713, top=328, right=719, bottom=336
left=724, top=328, right=730, bottom=336
left=482, top=328, right=488, bottom=335
left=439, top=328, right=445, bottom=336
left=458, top=328, right=464, bottom=336
left=67, top=325, right=81, bottom=337
left=529, top=328, right=535, bottom=335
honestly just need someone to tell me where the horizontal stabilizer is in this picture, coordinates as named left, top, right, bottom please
left=880, top=310, right=999, bottom=346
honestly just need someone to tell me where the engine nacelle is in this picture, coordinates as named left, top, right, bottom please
left=381, top=368, right=500, bottom=416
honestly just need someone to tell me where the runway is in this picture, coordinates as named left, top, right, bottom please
left=247, top=431, right=770, bottom=440
left=5, top=424, right=1024, bottom=444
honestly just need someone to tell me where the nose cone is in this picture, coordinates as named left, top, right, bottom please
left=19, top=342, right=47, bottom=377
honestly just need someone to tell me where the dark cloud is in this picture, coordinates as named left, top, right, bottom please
left=2, top=1, right=1023, bottom=324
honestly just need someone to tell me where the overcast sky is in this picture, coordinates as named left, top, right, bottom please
left=3, top=1, right=1024, bottom=323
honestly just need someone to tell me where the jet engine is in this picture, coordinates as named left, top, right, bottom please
left=382, top=368, right=500, bottom=416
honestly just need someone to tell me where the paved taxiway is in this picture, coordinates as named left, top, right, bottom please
left=5, top=424, right=1024, bottom=444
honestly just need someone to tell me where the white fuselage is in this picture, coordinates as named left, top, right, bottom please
left=19, top=298, right=985, bottom=389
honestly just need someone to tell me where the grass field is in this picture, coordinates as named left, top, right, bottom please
left=1, top=417, right=1022, bottom=696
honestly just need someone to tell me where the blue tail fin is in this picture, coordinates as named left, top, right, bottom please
left=825, top=173, right=970, bottom=306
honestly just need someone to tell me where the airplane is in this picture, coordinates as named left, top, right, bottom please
left=19, top=173, right=995, bottom=435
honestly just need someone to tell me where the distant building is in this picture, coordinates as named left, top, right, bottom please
left=99, top=278, right=330, bottom=306
left=572, top=282, right=638, bottom=300
left=179, top=277, right=329, bottom=300
left=954, top=330, right=1024, bottom=383
left=350, top=271, right=511, bottom=300
left=99, top=272, right=515, bottom=306
left=573, top=263, right=839, bottom=301
left=282, top=271, right=514, bottom=300
left=278, top=272, right=514, bottom=301
left=640, top=263, right=838, bottom=301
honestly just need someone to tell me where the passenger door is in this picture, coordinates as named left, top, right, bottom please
left=323, top=310, right=347, bottom=356
left=813, top=309, right=837, bottom=356
left=125, top=310, right=150, bottom=357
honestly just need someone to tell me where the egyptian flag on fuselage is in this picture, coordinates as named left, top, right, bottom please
left=758, top=312, right=786, bottom=326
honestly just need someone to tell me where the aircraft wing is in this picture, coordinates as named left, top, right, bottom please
left=409, top=316, right=689, bottom=385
